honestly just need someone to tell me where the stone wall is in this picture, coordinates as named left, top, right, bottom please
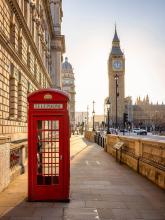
left=84, top=131, right=96, bottom=142
left=0, top=137, right=27, bottom=192
left=0, top=137, right=10, bottom=192
left=85, top=131, right=165, bottom=189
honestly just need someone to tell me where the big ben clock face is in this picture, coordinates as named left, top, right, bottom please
left=112, top=60, right=123, bottom=71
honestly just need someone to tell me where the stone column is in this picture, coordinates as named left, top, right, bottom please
left=27, top=45, right=31, bottom=68
left=32, top=6, right=37, bottom=41
left=50, top=39, right=62, bottom=89
left=50, top=0, right=61, bottom=34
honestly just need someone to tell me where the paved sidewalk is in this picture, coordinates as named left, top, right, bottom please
left=0, top=135, right=165, bottom=220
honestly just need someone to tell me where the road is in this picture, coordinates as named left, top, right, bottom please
left=120, top=132, right=165, bottom=141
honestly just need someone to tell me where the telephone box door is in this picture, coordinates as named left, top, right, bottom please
left=31, top=115, right=64, bottom=200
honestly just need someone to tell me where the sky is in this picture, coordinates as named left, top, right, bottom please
left=62, top=0, right=165, bottom=115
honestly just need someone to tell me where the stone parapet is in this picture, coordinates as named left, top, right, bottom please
left=0, top=136, right=10, bottom=192
left=107, top=135, right=165, bottom=189
left=0, top=137, right=27, bottom=192
left=84, top=131, right=165, bottom=189
left=84, top=131, right=96, bottom=142
left=10, top=140, right=28, bottom=182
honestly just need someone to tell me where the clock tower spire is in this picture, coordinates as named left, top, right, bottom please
left=108, top=26, right=125, bottom=127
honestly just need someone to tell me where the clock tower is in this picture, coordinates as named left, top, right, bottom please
left=108, top=26, right=125, bottom=127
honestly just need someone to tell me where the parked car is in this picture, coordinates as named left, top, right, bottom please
left=133, top=128, right=147, bottom=135
left=137, top=129, right=147, bottom=135
left=120, top=129, right=128, bottom=132
left=133, top=128, right=140, bottom=133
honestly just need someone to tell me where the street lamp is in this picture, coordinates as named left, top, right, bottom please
left=86, top=105, right=89, bottom=131
left=114, top=73, right=119, bottom=129
left=92, top=101, right=95, bottom=131
left=106, top=98, right=111, bottom=134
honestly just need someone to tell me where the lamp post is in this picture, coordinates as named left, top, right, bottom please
left=114, top=73, right=119, bottom=129
left=86, top=105, right=89, bottom=131
left=92, top=101, right=95, bottom=131
left=106, top=98, right=111, bottom=134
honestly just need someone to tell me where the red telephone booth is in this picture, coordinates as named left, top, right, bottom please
left=28, top=89, right=70, bottom=201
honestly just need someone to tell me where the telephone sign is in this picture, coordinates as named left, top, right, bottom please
left=28, top=89, right=70, bottom=202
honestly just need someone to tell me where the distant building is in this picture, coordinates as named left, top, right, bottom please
left=133, top=96, right=165, bottom=130
left=62, top=57, right=76, bottom=127
left=107, top=27, right=165, bottom=130
left=89, top=115, right=105, bottom=130
left=75, top=112, right=87, bottom=126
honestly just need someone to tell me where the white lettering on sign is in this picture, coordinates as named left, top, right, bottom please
left=34, top=104, right=63, bottom=109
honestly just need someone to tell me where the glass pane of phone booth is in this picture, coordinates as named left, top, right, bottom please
left=37, top=120, right=60, bottom=185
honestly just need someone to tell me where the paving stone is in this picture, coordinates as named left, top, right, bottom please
left=42, top=217, right=63, bottom=220
left=10, top=218, right=41, bottom=220
left=0, top=136, right=164, bottom=220
left=64, top=208, right=99, bottom=220
left=53, top=200, right=86, bottom=208
left=18, top=202, right=54, bottom=208
left=0, top=217, right=11, bottom=220
left=32, top=207, right=63, bottom=217
left=86, top=201, right=127, bottom=209
left=97, top=208, right=115, bottom=219
left=0, top=207, right=14, bottom=217
left=112, top=208, right=143, bottom=220
left=139, top=210, right=165, bottom=220
left=71, top=192, right=102, bottom=201
left=4, top=207, right=35, bottom=217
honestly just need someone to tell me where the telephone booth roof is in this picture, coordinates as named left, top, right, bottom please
left=28, top=88, right=70, bottom=102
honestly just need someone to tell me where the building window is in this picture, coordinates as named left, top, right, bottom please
left=18, top=29, right=23, bottom=58
left=9, top=63, right=18, bottom=119
left=0, top=1, right=11, bottom=39
left=17, top=72, right=23, bottom=120
left=27, top=45, right=31, bottom=68
left=27, top=81, right=30, bottom=95
left=9, top=76, right=17, bottom=118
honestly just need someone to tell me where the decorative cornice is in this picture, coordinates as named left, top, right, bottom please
left=8, top=0, right=52, bottom=85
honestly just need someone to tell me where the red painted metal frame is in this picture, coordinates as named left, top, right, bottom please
left=28, top=89, right=70, bottom=201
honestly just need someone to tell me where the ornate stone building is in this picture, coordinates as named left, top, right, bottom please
left=62, top=57, right=76, bottom=127
left=0, top=0, right=65, bottom=141
left=133, top=96, right=165, bottom=130
left=108, top=26, right=125, bottom=126
left=107, top=27, right=165, bottom=130
left=0, top=0, right=65, bottom=192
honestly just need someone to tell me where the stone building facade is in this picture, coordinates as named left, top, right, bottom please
left=62, top=57, right=76, bottom=127
left=133, top=96, right=165, bottom=130
left=107, top=27, right=165, bottom=130
left=0, top=0, right=65, bottom=141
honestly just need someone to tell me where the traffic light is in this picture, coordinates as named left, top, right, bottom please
left=123, top=113, right=128, bottom=124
